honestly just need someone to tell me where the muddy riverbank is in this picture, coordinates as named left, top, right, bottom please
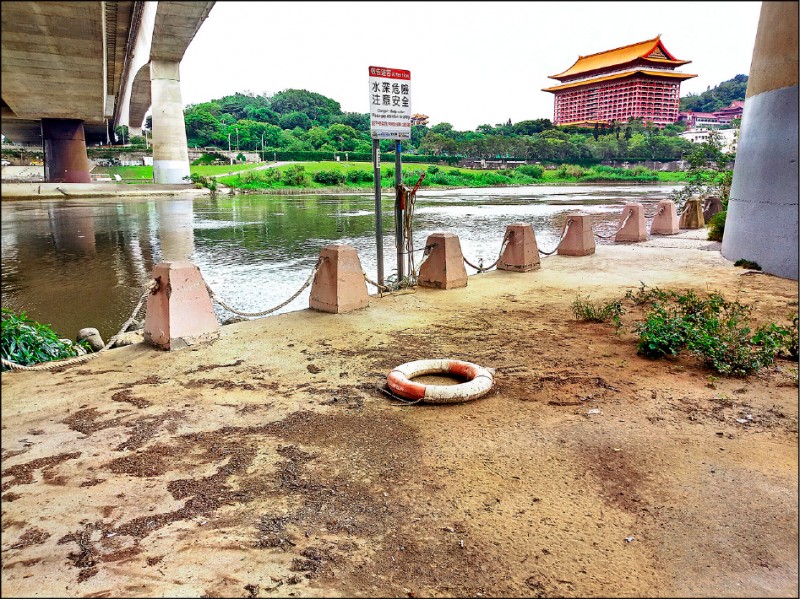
left=2, top=230, right=797, bottom=598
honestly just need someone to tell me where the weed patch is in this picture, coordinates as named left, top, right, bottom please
left=571, top=296, right=625, bottom=329
left=627, top=288, right=798, bottom=376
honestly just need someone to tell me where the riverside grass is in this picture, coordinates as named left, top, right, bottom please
left=97, top=161, right=687, bottom=189
left=218, top=161, right=687, bottom=192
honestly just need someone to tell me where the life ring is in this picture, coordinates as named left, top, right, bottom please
left=386, top=359, right=494, bottom=404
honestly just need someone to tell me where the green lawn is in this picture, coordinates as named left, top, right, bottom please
left=95, top=160, right=689, bottom=189
left=93, top=162, right=263, bottom=181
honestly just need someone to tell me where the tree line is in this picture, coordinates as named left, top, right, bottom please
left=149, top=75, right=746, bottom=163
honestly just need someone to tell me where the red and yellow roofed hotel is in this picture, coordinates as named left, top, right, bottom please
left=543, top=36, right=696, bottom=128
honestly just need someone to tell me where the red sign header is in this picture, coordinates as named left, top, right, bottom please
left=368, top=66, right=411, bottom=80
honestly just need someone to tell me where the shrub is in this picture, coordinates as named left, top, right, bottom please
left=281, top=165, right=308, bottom=186
left=1, top=308, right=86, bottom=369
left=402, top=169, right=427, bottom=185
left=557, top=164, right=585, bottom=179
left=191, top=152, right=227, bottom=165
left=635, top=306, right=688, bottom=358
left=752, top=316, right=799, bottom=360
left=427, top=165, right=440, bottom=175
left=733, top=258, right=761, bottom=270
left=345, top=169, right=373, bottom=183
left=516, top=164, right=544, bottom=179
left=476, top=171, right=510, bottom=186
left=624, top=282, right=672, bottom=306
left=313, top=170, right=345, bottom=185
left=632, top=289, right=794, bottom=376
left=572, top=295, right=625, bottom=329
left=707, top=210, right=726, bottom=241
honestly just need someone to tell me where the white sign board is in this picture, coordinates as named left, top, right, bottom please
left=369, top=66, right=411, bottom=140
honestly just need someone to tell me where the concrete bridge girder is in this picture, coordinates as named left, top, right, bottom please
left=1, top=1, right=214, bottom=184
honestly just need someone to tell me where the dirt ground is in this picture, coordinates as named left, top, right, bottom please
left=2, top=230, right=798, bottom=598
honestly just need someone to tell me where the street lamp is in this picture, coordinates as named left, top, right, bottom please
left=261, top=132, right=265, bottom=162
left=227, top=132, right=233, bottom=165
left=235, top=127, right=239, bottom=153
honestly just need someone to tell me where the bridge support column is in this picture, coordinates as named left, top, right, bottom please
left=721, top=1, right=798, bottom=279
left=150, top=60, right=191, bottom=184
left=41, top=118, right=91, bottom=183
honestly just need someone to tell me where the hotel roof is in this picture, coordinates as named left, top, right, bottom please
left=549, top=36, right=691, bottom=80
left=542, top=69, right=697, bottom=93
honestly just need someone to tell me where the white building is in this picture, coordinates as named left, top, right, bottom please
left=679, top=127, right=738, bottom=153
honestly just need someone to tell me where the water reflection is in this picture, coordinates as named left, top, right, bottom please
left=1, top=184, right=681, bottom=341
left=158, top=199, right=194, bottom=260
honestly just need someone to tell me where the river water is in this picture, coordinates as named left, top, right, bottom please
left=1, top=183, right=681, bottom=341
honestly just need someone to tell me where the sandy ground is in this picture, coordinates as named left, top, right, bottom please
left=2, top=230, right=798, bottom=598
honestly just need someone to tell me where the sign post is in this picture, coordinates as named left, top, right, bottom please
left=372, top=138, right=383, bottom=285
left=369, top=66, right=412, bottom=286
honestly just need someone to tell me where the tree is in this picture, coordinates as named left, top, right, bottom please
left=114, top=125, right=128, bottom=145
left=419, top=132, right=455, bottom=155
left=511, top=119, right=552, bottom=136
left=279, top=111, right=313, bottom=131
left=304, top=126, right=330, bottom=150
left=429, top=122, right=455, bottom=137
left=270, top=89, right=342, bottom=125
left=332, top=112, right=370, bottom=133
left=326, top=124, right=360, bottom=151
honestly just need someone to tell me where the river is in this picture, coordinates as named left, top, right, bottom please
left=1, top=183, right=682, bottom=341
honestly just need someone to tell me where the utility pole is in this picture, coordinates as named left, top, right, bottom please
left=228, top=132, right=232, bottom=165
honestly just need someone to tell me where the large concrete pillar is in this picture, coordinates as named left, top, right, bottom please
left=150, top=60, right=191, bottom=184
left=721, top=2, right=798, bottom=280
left=41, top=118, right=91, bottom=183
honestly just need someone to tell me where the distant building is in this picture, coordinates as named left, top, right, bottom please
left=679, top=127, right=738, bottom=153
left=411, top=113, right=430, bottom=126
left=543, top=36, right=696, bottom=128
left=713, top=100, right=744, bottom=125
left=678, top=100, right=744, bottom=128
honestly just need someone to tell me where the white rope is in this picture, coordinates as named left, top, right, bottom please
left=463, top=231, right=512, bottom=272
left=206, top=258, right=325, bottom=318
left=2, top=279, right=158, bottom=372
left=595, top=208, right=633, bottom=240
left=539, top=218, right=573, bottom=256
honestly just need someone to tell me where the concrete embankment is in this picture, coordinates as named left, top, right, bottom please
left=1, top=182, right=210, bottom=200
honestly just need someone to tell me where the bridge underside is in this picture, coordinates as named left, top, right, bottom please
left=1, top=1, right=134, bottom=145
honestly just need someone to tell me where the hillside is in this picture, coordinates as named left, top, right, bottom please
left=679, top=74, right=748, bottom=113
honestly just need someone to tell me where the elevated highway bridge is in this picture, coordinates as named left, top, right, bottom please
left=1, top=1, right=214, bottom=183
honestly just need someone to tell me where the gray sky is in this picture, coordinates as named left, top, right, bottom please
left=179, top=1, right=762, bottom=130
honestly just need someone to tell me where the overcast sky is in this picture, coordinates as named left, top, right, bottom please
left=179, top=1, right=763, bottom=131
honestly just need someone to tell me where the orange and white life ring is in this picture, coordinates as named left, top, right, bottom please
left=387, top=359, right=494, bottom=404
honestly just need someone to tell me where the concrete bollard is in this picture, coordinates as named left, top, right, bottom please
left=703, top=195, right=723, bottom=222
left=418, top=232, right=468, bottom=289
left=309, top=244, right=369, bottom=313
left=614, top=203, right=647, bottom=242
left=557, top=213, right=596, bottom=256
left=650, top=200, right=680, bottom=235
left=143, top=261, right=220, bottom=351
left=497, top=223, right=540, bottom=272
left=679, top=198, right=705, bottom=229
